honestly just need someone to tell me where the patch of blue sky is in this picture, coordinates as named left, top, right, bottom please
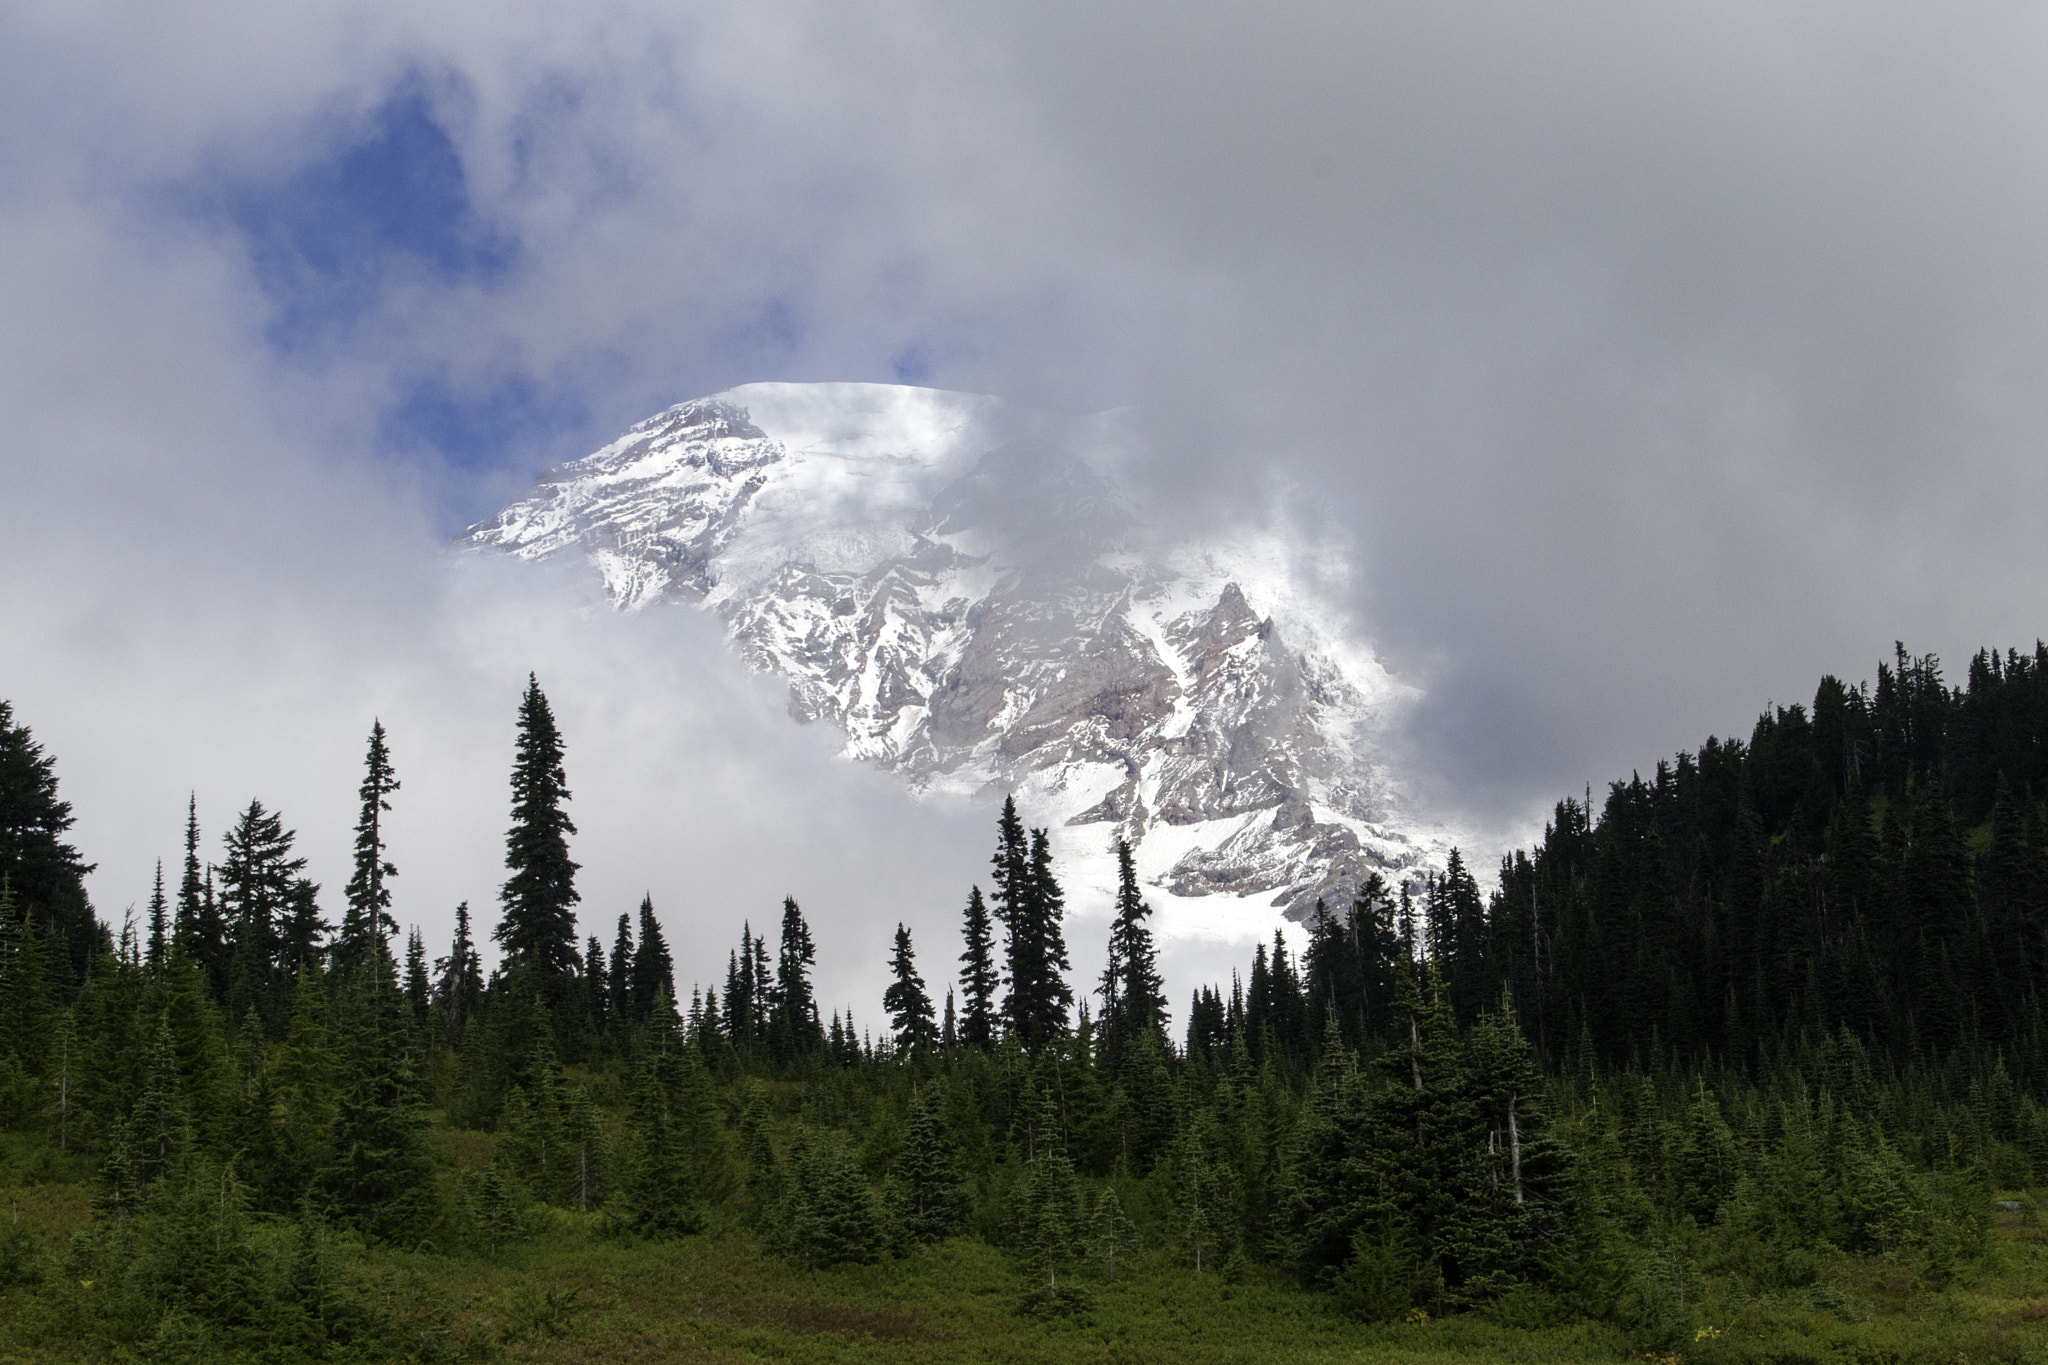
left=213, top=78, right=516, bottom=360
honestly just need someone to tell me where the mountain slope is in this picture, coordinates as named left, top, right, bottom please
left=462, top=382, right=1440, bottom=923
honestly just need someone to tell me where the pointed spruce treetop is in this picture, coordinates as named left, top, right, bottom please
left=495, top=675, right=581, bottom=1008
left=338, top=720, right=400, bottom=974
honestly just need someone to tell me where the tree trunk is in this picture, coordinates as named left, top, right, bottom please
left=1508, top=1094, right=1524, bottom=1205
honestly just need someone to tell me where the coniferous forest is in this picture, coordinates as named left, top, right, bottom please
left=7, top=651, right=2048, bottom=1363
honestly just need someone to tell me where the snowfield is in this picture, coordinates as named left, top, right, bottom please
left=463, top=382, right=1446, bottom=936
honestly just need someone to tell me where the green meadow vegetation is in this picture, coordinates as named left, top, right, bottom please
left=5, top=646, right=2048, bottom=1362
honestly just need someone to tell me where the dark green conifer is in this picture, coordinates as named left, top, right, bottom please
left=0, top=701, right=94, bottom=982
left=581, top=932, right=608, bottom=1035
left=1003, top=826, right=1073, bottom=1045
left=336, top=720, right=399, bottom=974
left=145, top=860, right=169, bottom=972
left=324, top=944, right=437, bottom=1242
left=779, top=1130, right=885, bottom=1268
left=1089, top=1186, right=1139, bottom=1282
left=958, top=886, right=999, bottom=1050
left=1099, top=838, right=1166, bottom=1070
left=888, top=1092, right=961, bottom=1242
left=1016, top=1082, right=1083, bottom=1296
left=609, top=913, right=636, bottom=1023
left=432, top=901, right=483, bottom=1046
left=770, top=897, right=822, bottom=1061
left=175, top=794, right=205, bottom=958
left=218, top=799, right=312, bottom=1035
left=624, top=986, right=722, bottom=1236
left=631, top=894, right=674, bottom=1022
left=402, top=927, right=430, bottom=1028
left=494, top=675, right=581, bottom=1009
left=883, top=923, right=937, bottom=1057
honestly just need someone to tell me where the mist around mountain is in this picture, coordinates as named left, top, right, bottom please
left=463, top=382, right=1446, bottom=928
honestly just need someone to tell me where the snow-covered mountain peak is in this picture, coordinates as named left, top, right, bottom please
left=463, top=383, right=1442, bottom=926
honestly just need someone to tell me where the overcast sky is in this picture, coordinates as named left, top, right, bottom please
left=6, top=1, right=2048, bottom=1017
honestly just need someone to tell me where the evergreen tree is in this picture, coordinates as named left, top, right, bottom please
left=778, top=1130, right=886, bottom=1268
left=1015, top=1083, right=1083, bottom=1298
left=770, top=897, right=822, bottom=1061
left=724, top=944, right=748, bottom=1050
left=262, top=964, right=337, bottom=1211
left=1099, top=838, right=1166, bottom=1069
left=402, top=928, right=430, bottom=1029
left=625, top=987, right=722, bottom=1236
left=581, top=933, right=609, bottom=1036
left=609, top=913, right=636, bottom=1024
left=494, top=675, right=581, bottom=1009
left=0, top=701, right=94, bottom=981
left=145, top=860, right=169, bottom=972
left=0, top=891, right=53, bottom=1083
left=631, top=895, right=674, bottom=1022
left=218, top=799, right=311, bottom=1034
left=989, top=796, right=1029, bottom=938
left=432, top=902, right=483, bottom=1046
left=130, top=1016, right=187, bottom=1189
left=323, top=949, right=436, bottom=1252
left=1003, top=826, right=1073, bottom=1045
left=564, top=1086, right=607, bottom=1213
left=883, top=923, right=937, bottom=1057
left=958, top=886, right=999, bottom=1050
left=282, top=878, right=330, bottom=981
left=1089, top=1186, right=1139, bottom=1282
left=175, top=794, right=204, bottom=958
left=473, top=1160, right=521, bottom=1256
left=336, top=721, right=399, bottom=974
left=888, top=1092, right=962, bottom=1243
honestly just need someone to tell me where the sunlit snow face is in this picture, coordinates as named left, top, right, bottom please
left=466, top=382, right=1444, bottom=960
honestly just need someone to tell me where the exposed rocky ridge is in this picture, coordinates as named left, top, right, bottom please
left=462, top=382, right=1440, bottom=922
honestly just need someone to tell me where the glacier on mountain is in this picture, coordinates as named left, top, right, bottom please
left=461, top=382, right=1441, bottom=927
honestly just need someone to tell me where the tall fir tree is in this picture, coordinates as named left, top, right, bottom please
left=958, top=886, right=999, bottom=1050
left=1099, top=838, right=1166, bottom=1069
left=771, top=897, right=822, bottom=1061
left=176, top=794, right=204, bottom=952
left=1002, top=826, right=1073, bottom=1045
left=631, top=895, right=675, bottom=1023
left=724, top=942, right=749, bottom=1051
left=495, top=676, right=581, bottom=1009
left=402, top=927, right=431, bottom=1029
left=581, top=933, right=609, bottom=1037
left=989, top=796, right=1029, bottom=937
left=145, top=859, right=169, bottom=972
left=336, top=721, right=400, bottom=975
left=882, top=923, right=937, bottom=1057
left=609, top=913, right=636, bottom=1024
left=218, top=799, right=311, bottom=1034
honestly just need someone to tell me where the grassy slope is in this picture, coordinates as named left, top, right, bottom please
left=7, top=1178, right=2048, bottom=1363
